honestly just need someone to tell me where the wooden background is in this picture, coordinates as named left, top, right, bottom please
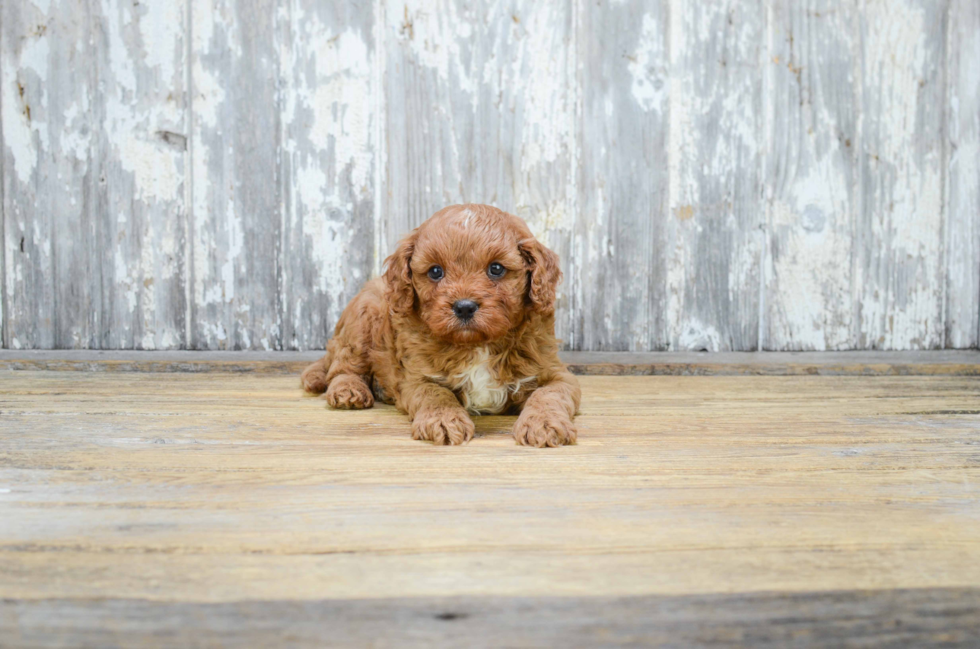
left=1, top=0, right=978, bottom=352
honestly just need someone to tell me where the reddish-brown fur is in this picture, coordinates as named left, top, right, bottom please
left=301, top=204, right=581, bottom=447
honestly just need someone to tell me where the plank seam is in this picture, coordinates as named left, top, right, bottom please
left=0, top=350, right=977, bottom=376
left=94, top=1, right=105, bottom=350
left=758, top=0, right=773, bottom=351
left=851, top=0, right=866, bottom=349
left=373, top=0, right=387, bottom=279
left=274, top=0, right=284, bottom=352
left=184, top=0, right=194, bottom=350
left=940, top=0, right=951, bottom=349
left=568, top=0, right=581, bottom=352
left=665, top=0, right=675, bottom=351
left=0, top=2, right=6, bottom=349
left=975, top=0, right=980, bottom=350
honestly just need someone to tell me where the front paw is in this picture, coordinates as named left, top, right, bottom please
left=513, top=407, right=577, bottom=447
left=325, top=375, right=374, bottom=409
left=412, top=408, right=475, bottom=445
left=301, top=363, right=329, bottom=394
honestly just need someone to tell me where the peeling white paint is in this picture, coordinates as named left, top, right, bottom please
left=628, top=14, right=666, bottom=113
left=138, top=1, right=182, bottom=83
left=392, top=1, right=477, bottom=98
left=677, top=319, right=724, bottom=352
left=190, top=0, right=226, bottom=128
left=2, top=0, right=975, bottom=352
left=859, top=0, right=946, bottom=349
left=221, top=196, right=243, bottom=303
left=667, top=0, right=763, bottom=351
left=304, top=29, right=372, bottom=191
left=3, top=28, right=50, bottom=184
left=512, top=2, right=571, bottom=172
left=945, top=0, right=980, bottom=348
left=279, top=1, right=377, bottom=348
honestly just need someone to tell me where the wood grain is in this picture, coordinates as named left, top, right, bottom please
left=2, top=1, right=102, bottom=348
left=5, top=589, right=979, bottom=648
left=99, top=0, right=188, bottom=350
left=855, top=0, right=946, bottom=350
left=575, top=0, right=668, bottom=351
left=2, top=372, right=980, bottom=595
left=189, top=0, right=280, bottom=350
left=1, top=1, right=188, bottom=351
left=1, top=370, right=979, bottom=644
left=278, top=0, right=377, bottom=350
left=764, top=0, right=857, bottom=351
left=666, top=0, right=765, bottom=351
left=1, top=350, right=978, bottom=375
left=2, top=1, right=979, bottom=352
left=945, top=0, right=980, bottom=349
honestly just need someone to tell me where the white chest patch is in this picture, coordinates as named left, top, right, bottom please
left=443, top=349, right=535, bottom=415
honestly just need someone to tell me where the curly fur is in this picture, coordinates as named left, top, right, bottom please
left=301, top=204, right=581, bottom=447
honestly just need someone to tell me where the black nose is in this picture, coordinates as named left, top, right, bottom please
left=452, top=299, right=479, bottom=321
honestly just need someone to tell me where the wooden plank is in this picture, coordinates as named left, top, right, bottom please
left=1, top=1, right=187, bottom=350
left=0, top=350, right=979, bottom=375
left=574, top=0, right=668, bottom=351
left=1, top=1, right=102, bottom=348
left=855, top=0, right=946, bottom=349
left=666, top=0, right=765, bottom=351
left=945, top=0, right=980, bottom=349
left=562, top=350, right=980, bottom=377
left=189, top=0, right=281, bottom=350
left=4, top=588, right=979, bottom=648
left=1, top=1, right=977, bottom=355
left=764, top=0, right=857, bottom=350
left=278, top=0, right=376, bottom=350
left=0, top=22, right=4, bottom=350
left=0, top=372, right=978, bottom=614
left=382, top=0, right=576, bottom=344
left=97, top=0, right=188, bottom=349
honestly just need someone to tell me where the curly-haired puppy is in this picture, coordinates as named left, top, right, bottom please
left=301, top=204, right=580, bottom=447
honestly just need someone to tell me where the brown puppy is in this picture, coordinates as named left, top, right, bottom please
left=301, top=204, right=580, bottom=447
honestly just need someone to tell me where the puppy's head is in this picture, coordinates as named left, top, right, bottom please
left=383, top=204, right=561, bottom=345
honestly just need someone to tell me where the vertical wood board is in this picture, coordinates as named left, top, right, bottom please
left=2, top=1, right=187, bottom=350
left=382, top=0, right=576, bottom=344
left=0, top=0, right=977, bottom=351
left=97, top=0, right=188, bottom=349
left=945, top=0, right=980, bottom=349
left=855, top=0, right=946, bottom=349
left=2, top=1, right=101, bottom=349
left=764, top=0, right=858, bottom=350
left=189, top=0, right=281, bottom=350
left=575, top=0, right=669, bottom=351
left=278, top=0, right=376, bottom=350
left=666, top=0, right=765, bottom=351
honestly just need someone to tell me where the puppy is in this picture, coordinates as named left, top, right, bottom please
left=301, top=204, right=581, bottom=447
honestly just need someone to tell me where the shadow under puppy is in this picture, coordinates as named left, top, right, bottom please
left=302, top=204, right=581, bottom=447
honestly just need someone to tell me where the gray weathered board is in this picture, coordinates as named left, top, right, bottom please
left=2, top=0, right=978, bottom=352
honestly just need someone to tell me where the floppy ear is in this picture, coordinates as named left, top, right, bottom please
left=518, top=237, right=562, bottom=315
left=383, top=233, right=416, bottom=315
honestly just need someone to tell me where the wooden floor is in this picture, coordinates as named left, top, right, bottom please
left=2, top=368, right=980, bottom=646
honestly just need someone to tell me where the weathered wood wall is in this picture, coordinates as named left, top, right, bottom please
left=1, top=0, right=978, bottom=351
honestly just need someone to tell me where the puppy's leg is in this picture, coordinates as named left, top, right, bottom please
left=318, top=339, right=374, bottom=409
left=302, top=349, right=374, bottom=409
left=301, top=354, right=331, bottom=394
left=513, top=371, right=581, bottom=448
left=302, top=285, right=382, bottom=409
left=401, top=381, right=475, bottom=446
left=324, top=373, right=374, bottom=410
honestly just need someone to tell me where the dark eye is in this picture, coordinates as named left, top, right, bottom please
left=427, top=266, right=444, bottom=281
left=488, top=262, right=506, bottom=278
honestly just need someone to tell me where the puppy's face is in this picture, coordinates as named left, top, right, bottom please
left=383, top=205, right=561, bottom=345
